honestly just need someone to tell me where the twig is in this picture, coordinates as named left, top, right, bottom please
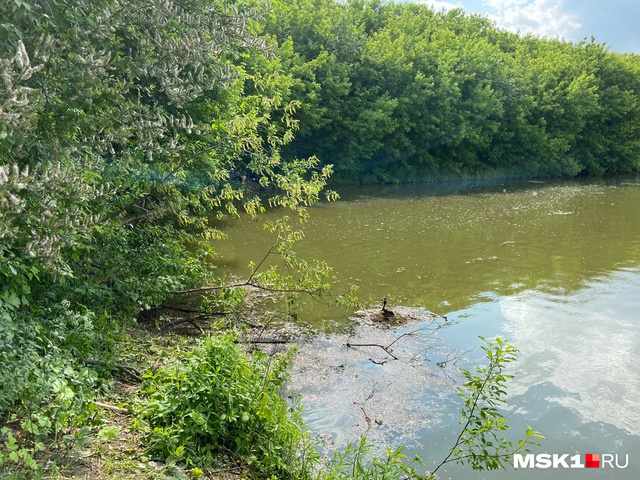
left=230, top=317, right=264, bottom=329
left=234, top=338, right=291, bottom=345
left=161, top=145, right=222, bottom=184
left=369, top=358, right=390, bottom=365
left=156, top=304, right=227, bottom=316
left=92, top=401, right=129, bottom=414
left=163, top=318, right=205, bottom=335
left=353, top=386, right=376, bottom=430
left=255, top=314, right=281, bottom=338
left=430, top=363, right=495, bottom=476
left=168, top=284, right=229, bottom=294
left=246, top=244, right=276, bottom=284
left=435, top=348, right=475, bottom=368
left=247, top=339, right=290, bottom=344
left=169, top=244, right=324, bottom=297
left=346, top=342, right=398, bottom=360
left=121, top=206, right=170, bottom=226
left=169, top=281, right=322, bottom=296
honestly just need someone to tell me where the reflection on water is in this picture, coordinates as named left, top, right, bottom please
left=503, top=270, right=640, bottom=436
left=213, top=176, right=640, bottom=479
left=423, top=267, right=640, bottom=480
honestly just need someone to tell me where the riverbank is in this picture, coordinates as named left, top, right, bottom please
left=9, top=305, right=434, bottom=480
left=1, top=291, right=535, bottom=480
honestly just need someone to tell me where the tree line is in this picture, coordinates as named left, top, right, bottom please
left=265, top=0, right=640, bottom=182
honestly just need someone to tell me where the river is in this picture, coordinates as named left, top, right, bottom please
left=213, top=175, right=640, bottom=479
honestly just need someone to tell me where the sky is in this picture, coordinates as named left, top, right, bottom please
left=416, top=0, right=640, bottom=54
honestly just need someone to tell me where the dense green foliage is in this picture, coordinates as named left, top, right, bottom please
left=139, top=333, right=312, bottom=478
left=0, top=0, right=561, bottom=476
left=266, top=0, right=640, bottom=182
left=0, top=0, right=333, bottom=469
left=137, top=332, right=428, bottom=479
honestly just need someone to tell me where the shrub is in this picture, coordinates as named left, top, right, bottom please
left=320, top=436, right=427, bottom=480
left=139, top=333, right=314, bottom=478
left=0, top=303, right=105, bottom=425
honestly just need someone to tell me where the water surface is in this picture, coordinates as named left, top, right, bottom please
left=214, top=176, right=640, bottom=478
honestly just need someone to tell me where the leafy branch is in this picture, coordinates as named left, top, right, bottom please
left=429, top=337, right=543, bottom=477
left=169, top=218, right=358, bottom=310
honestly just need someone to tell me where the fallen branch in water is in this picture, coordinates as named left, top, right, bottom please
left=353, top=386, right=376, bottom=430
left=346, top=342, right=398, bottom=360
left=369, top=358, right=391, bottom=365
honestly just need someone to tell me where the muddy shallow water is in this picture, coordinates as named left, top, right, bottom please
left=215, top=176, right=640, bottom=479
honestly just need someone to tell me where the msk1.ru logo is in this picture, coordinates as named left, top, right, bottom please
left=513, top=453, right=629, bottom=469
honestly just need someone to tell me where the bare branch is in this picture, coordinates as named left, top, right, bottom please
left=155, top=304, right=227, bottom=316
left=346, top=342, right=399, bottom=360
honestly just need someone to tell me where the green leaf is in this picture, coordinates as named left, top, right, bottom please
left=97, top=425, right=120, bottom=441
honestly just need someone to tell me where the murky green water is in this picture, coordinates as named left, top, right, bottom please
left=214, top=176, right=640, bottom=478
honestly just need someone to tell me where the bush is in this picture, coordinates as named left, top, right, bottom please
left=0, top=303, right=106, bottom=425
left=320, top=436, right=427, bottom=480
left=139, top=333, right=315, bottom=478
left=0, top=302, right=115, bottom=477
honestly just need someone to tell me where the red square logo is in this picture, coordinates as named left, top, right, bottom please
left=586, top=454, right=600, bottom=468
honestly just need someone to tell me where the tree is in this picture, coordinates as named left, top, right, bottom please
left=1, top=0, right=335, bottom=444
